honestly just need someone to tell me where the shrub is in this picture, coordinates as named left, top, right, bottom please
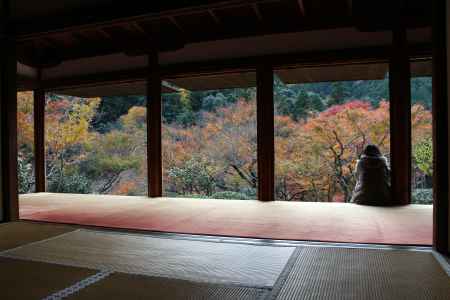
left=210, top=191, right=252, bottom=200
left=47, top=170, right=91, bottom=194
left=411, top=188, right=433, bottom=205
left=18, top=155, right=34, bottom=194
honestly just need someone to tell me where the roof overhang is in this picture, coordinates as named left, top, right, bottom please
left=12, top=0, right=431, bottom=68
left=13, top=1, right=432, bottom=95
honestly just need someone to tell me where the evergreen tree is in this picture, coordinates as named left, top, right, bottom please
left=309, top=93, right=325, bottom=112
left=162, top=93, right=184, bottom=124
left=328, top=82, right=348, bottom=106
left=292, top=90, right=325, bottom=121
left=293, top=90, right=310, bottom=121
left=91, top=96, right=145, bottom=132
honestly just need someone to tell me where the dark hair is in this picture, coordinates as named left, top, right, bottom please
left=362, top=144, right=382, bottom=157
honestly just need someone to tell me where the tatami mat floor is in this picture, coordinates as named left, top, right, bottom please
left=0, top=221, right=448, bottom=300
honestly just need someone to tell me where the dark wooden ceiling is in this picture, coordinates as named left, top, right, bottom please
left=13, top=0, right=431, bottom=68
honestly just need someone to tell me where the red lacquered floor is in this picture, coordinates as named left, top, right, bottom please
left=19, top=193, right=432, bottom=245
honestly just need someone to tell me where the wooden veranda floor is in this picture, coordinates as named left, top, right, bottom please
left=19, top=193, right=432, bottom=245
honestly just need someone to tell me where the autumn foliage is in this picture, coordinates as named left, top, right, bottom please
left=17, top=81, right=432, bottom=203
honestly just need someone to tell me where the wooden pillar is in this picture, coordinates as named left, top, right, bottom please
left=432, top=0, right=450, bottom=255
left=257, top=64, right=275, bottom=201
left=389, top=25, right=411, bottom=206
left=34, top=89, right=45, bottom=192
left=147, top=51, right=162, bottom=197
left=0, top=0, right=18, bottom=221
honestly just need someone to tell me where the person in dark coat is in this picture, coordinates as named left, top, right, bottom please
left=351, top=144, right=391, bottom=206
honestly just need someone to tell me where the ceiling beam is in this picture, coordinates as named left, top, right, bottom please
left=17, top=13, right=357, bottom=67
left=17, top=28, right=187, bottom=68
left=297, top=0, right=306, bottom=16
left=13, top=0, right=323, bottom=41
left=167, top=16, right=185, bottom=35
left=208, top=9, right=222, bottom=25
left=37, top=43, right=431, bottom=92
left=130, top=21, right=148, bottom=36
left=97, top=28, right=113, bottom=40
left=252, top=4, right=263, bottom=21
left=34, top=38, right=53, bottom=50
left=345, top=0, right=353, bottom=16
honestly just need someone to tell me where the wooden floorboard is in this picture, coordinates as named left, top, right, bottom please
left=19, top=193, right=433, bottom=245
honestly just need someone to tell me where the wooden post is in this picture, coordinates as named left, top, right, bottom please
left=432, top=0, right=450, bottom=255
left=147, top=51, right=162, bottom=197
left=389, top=25, right=411, bottom=206
left=34, top=89, right=46, bottom=192
left=257, top=64, right=275, bottom=201
left=0, top=0, right=18, bottom=221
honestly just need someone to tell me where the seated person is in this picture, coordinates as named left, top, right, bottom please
left=351, top=144, right=391, bottom=206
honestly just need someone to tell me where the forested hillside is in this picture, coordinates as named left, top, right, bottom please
left=17, top=76, right=433, bottom=204
left=91, top=77, right=432, bottom=131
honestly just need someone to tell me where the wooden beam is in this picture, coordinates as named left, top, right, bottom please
left=252, top=4, right=263, bottom=21
left=18, top=27, right=185, bottom=68
left=130, top=21, right=148, bottom=36
left=0, top=0, right=18, bottom=221
left=160, top=43, right=429, bottom=77
left=297, top=0, right=306, bottom=16
left=147, top=51, right=163, bottom=197
left=17, top=6, right=431, bottom=67
left=15, top=0, right=284, bottom=40
left=389, top=25, right=411, bottom=206
left=97, top=28, right=113, bottom=40
left=42, top=73, right=148, bottom=92
left=33, top=89, right=46, bottom=192
left=208, top=9, right=221, bottom=25
left=35, top=44, right=432, bottom=93
left=432, top=0, right=450, bottom=255
left=257, top=64, right=274, bottom=201
left=167, top=16, right=185, bottom=35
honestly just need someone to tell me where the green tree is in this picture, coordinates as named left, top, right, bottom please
left=328, top=82, right=348, bottom=106
left=45, top=97, right=100, bottom=193
left=90, top=96, right=145, bottom=133
left=167, top=156, right=216, bottom=196
left=18, top=155, right=34, bottom=194
left=292, top=90, right=325, bottom=121
left=413, top=137, right=433, bottom=176
left=82, top=106, right=146, bottom=194
left=293, top=90, right=309, bottom=121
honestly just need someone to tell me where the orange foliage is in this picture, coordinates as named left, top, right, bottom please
left=113, top=181, right=137, bottom=195
left=17, top=92, right=34, bottom=150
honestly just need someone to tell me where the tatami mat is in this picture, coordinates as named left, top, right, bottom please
left=0, top=229, right=295, bottom=288
left=274, top=247, right=450, bottom=300
left=1, top=222, right=448, bottom=300
left=65, top=272, right=268, bottom=300
left=0, top=257, right=97, bottom=300
left=0, top=221, right=75, bottom=251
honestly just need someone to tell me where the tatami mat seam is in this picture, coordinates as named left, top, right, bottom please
left=0, top=229, right=81, bottom=255
left=9, top=220, right=433, bottom=251
left=52, top=227, right=434, bottom=252
left=264, top=247, right=303, bottom=300
left=432, top=251, right=450, bottom=277
left=0, top=229, right=108, bottom=274
left=41, top=270, right=114, bottom=300
left=80, top=228, right=299, bottom=248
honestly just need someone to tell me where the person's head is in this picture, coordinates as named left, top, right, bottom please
left=362, top=144, right=382, bottom=157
